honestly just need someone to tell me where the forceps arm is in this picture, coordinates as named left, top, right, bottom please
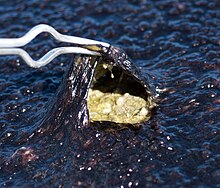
left=0, top=47, right=100, bottom=68
left=0, top=24, right=110, bottom=68
left=0, top=24, right=110, bottom=48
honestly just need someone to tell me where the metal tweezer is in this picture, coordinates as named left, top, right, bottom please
left=0, top=24, right=110, bottom=68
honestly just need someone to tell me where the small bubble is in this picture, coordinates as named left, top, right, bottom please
left=76, top=154, right=80, bottom=158
left=128, top=182, right=132, bottom=187
left=7, top=133, right=12, bottom=137
left=168, top=147, right=173, bottom=150
left=16, top=59, right=20, bottom=66
left=29, top=133, right=35, bottom=138
left=134, top=180, right=139, bottom=186
left=189, top=99, right=196, bottom=103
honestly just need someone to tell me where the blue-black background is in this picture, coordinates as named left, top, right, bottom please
left=0, top=0, right=220, bottom=187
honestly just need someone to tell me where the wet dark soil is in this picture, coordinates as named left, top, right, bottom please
left=0, top=0, right=220, bottom=187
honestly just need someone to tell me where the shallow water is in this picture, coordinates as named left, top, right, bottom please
left=0, top=0, right=220, bottom=187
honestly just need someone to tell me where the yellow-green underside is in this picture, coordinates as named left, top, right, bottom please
left=88, top=89, right=154, bottom=124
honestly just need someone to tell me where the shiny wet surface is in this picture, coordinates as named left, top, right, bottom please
left=0, top=0, right=220, bottom=187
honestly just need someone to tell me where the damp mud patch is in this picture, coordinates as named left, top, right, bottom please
left=75, top=46, right=156, bottom=128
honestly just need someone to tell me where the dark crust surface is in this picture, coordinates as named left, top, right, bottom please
left=105, top=45, right=155, bottom=96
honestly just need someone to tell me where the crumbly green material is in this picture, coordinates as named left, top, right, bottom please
left=88, top=89, right=153, bottom=124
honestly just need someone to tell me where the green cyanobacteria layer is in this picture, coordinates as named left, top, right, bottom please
left=88, top=89, right=154, bottom=124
